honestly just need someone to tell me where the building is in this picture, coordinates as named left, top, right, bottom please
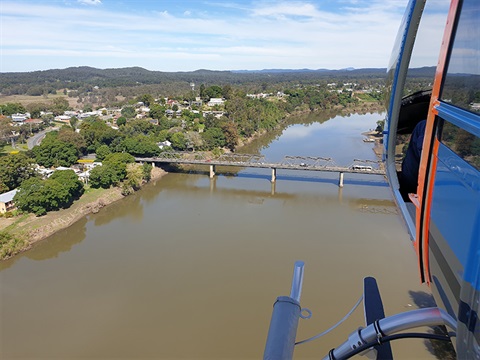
left=11, top=113, right=30, bottom=123
left=0, top=189, right=19, bottom=214
left=207, top=98, right=224, bottom=107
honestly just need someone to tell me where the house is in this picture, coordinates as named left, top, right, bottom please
left=54, top=115, right=71, bottom=123
left=0, top=189, right=19, bottom=214
left=207, top=98, right=224, bottom=107
left=11, top=113, right=30, bottom=123
left=158, top=140, right=171, bottom=149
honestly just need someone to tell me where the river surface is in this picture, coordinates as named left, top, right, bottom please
left=1, top=112, right=440, bottom=359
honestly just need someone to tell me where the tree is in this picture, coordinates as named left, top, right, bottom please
left=83, top=104, right=93, bottom=112
left=137, top=94, right=154, bottom=107
left=149, top=104, right=165, bottom=120
left=121, top=106, right=136, bottom=119
left=89, top=165, right=119, bottom=189
left=57, top=127, right=87, bottom=155
left=170, top=132, right=187, bottom=151
left=222, top=122, right=238, bottom=151
left=0, top=116, right=13, bottom=142
left=79, top=117, right=118, bottom=151
left=51, top=97, right=70, bottom=116
left=185, top=131, right=203, bottom=151
left=0, top=152, right=37, bottom=192
left=89, top=152, right=135, bottom=188
left=69, top=116, right=79, bottom=130
left=120, top=135, right=160, bottom=157
left=95, top=144, right=112, bottom=161
left=116, top=116, right=126, bottom=127
left=49, top=169, right=84, bottom=199
left=0, top=103, right=26, bottom=116
left=13, top=173, right=82, bottom=216
left=202, top=128, right=225, bottom=150
left=26, top=102, right=49, bottom=119
left=32, top=138, right=79, bottom=167
left=125, top=163, right=143, bottom=190
left=142, top=162, right=152, bottom=182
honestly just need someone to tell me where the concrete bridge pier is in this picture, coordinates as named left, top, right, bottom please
left=210, top=177, right=217, bottom=193
left=339, top=172, right=344, bottom=187
left=209, top=165, right=216, bottom=179
left=271, top=168, right=277, bottom=183
left=151, top=162, right=155, bottom=168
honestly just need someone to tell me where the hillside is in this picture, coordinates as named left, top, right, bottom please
left=0, top=66, right=399, bottom=96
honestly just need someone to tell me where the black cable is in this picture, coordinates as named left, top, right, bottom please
left=333, top=332, right=452, bottom=360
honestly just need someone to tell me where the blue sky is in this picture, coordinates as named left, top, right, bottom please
left=0, top=0, right=448, bottom=73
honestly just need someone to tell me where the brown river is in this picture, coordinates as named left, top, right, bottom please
left=1, top=112, right=443, bottom=359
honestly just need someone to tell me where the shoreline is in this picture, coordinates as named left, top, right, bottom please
left=1, top=106, right=384, bottom=260
left=0, top=167, right=167, bottom=260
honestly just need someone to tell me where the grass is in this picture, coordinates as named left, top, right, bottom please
left=0, top=231, right=29, bottom=260
left=1, top=144, right=29, bottom=155
left=0, top=93, right=79, bottom=109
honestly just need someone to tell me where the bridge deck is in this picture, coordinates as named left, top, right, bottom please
left=135, top=153, right=385, bottom=176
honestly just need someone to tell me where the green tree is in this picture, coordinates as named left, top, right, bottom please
left=57, top=126, right=87, bottom=155
left=32, top=138, right=79, bottom=167
left=89, top=165, right=119, bottom=189
left=89, top=152, right=135, bottom=188
left=204, top=85, right=223, bottom=100
left=0, top=103, right=26, bottom=116
left=69, top=116, right=79, bottom=130
left=142, top=162, right=152, bottom=182
left=202, top=128, right=225, bottom=150
left=95, top=144, right=112, bottom=161
left=170, top=132, right=187, bottom=151
left=125, top=163, right=143, bottom=190
left=51, top=97, right=70, bottom=116
left=79, top=117, right=118, bottom=152
left=26, top=102, right=49, bottom=119
left=149, top=104, right=165, bottom=120
left=0, top=116, right=13, bottom=143
left=0, top=152, right=37, bottom=192
left=116, top=116, right=126, bottom=127
left=137, top=94, right=154, bottom=107
left=13, top=174, right=81, bottom=216
left=49, top=169, right=84, bottom=199
left=121, top=106, right=136, bottom=119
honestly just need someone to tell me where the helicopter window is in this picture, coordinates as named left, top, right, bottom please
left=439, top=119, right=480, bottom=171
left=394, top=1, right=449, bottom=171
left=441, top=0, right=480, bottom=114
left=403, top=1, right=449, bottom=98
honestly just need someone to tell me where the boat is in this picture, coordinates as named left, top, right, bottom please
left=264, top=0, right=479, bottom=358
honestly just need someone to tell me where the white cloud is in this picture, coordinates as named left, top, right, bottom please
left=78, top=0, right=102, bottom=5
left=0, top=0, right=437, bottom=72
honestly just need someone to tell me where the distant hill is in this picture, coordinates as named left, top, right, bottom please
left=0, top=66, right=434, bottom=96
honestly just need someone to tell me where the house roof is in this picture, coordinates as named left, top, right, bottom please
left=0, top=189, right=18, bottom=204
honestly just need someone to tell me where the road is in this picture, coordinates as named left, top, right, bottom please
left=27, top=127, right=58, bottom=149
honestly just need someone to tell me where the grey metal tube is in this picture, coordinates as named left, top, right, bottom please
left=323, top=307, right=457, bottom=360
left=264, top=296, right=301, bottom=360
left=290, top=261, right=305, bottom=302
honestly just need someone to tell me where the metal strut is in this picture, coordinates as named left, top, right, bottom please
left=321, top=307, right=457, bottom=360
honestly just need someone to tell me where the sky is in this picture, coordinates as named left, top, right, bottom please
left=0, top=0, right=449, bottom=73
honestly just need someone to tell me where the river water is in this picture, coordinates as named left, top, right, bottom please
left=1, top=112, right=440, bottom=359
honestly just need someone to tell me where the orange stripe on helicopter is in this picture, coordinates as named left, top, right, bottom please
left=415, top=0, right=459, bottom=285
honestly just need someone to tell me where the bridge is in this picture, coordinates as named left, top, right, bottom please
left=135, top=152, right=385, bottom=187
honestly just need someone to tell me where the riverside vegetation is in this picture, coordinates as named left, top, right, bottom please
left=0, top=67, right=388, bottom=259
